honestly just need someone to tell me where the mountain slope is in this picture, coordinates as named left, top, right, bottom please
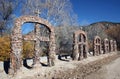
left=84, top=21, right=120, bottom=40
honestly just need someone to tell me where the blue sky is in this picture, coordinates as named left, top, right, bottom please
left=70, top=0, right=120, bottom=25
left=18, top=0, right=120, bottom=34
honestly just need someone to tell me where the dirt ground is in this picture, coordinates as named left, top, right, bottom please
left=84, top=56, right=120, bottom=79
left=0, top=52, right=120, bottom=79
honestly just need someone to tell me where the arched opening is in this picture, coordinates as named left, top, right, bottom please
left=93, top=36, right=101, bottom=56
left=78, top=33, right=86, bottom=42
left=9, top=16, right=55, bottom=74
left=73, top=30, right=88, bottom=60
left=22, top=23, right=34, bottom=68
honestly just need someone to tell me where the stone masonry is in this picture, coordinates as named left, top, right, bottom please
left=93, top=36, right=101, bottom=56
left=109, top=40, right=114, bottom=52
left=103, top=38, right=109, bottom=54
left=9, top=15, right=56, bottom=74
left=73, top=30, right=88, bottom=60
left=8, top=15, right=118, bottom=75
left=113, top=40, right=117, bottom=51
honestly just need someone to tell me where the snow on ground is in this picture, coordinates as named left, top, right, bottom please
left=0, top=52, right=118, bottom=79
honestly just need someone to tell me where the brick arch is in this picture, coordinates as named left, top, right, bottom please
left=93, top=36, right=101, bottom=56
left=9, top=15, right=56, bottom=74
left=72, top=30, right=88, bottom=60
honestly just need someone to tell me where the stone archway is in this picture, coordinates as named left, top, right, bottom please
left=93, top=36, right=101, bottom=56
left=72, top=30, right=88, bottom=60
left=103, top=38, right=109, bottom=54
left=9, top=15, right=56, bottom=74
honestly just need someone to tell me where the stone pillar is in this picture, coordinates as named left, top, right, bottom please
left=33, top=24, right=41, bottom=68
left=48, top=32, right=56, bottom=66
left=110, top=40, right=113, bottom=52
left=80, top=34, right=83, bottom=60
left=99, top=43, right=102, bottom=54
left=93, top=41, right=97, bottom=56
left=113, top=40, right=117, bottom=51
left=84, top=44, right=88, bottom=58
left=72, top=30, right=88, bottom=61
left=93, top=36, right=101, bottom=56
left=9, top=26, right=22, bottom=74
left=103, top=38, right=109, bottom=54
left=72, top=33, right=79, bottom=60
left=78, top=44, right=83, bottom=60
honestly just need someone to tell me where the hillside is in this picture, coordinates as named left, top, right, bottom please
left=84, top=21, right=120, bottom=40
left=83, top=21, right=120, bottom=50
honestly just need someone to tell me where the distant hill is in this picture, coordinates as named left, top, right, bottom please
left=84, top=21, right=120, bottom=40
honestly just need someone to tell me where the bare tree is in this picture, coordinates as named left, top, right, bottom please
left=0, top=0, right=19, bottom=36
left=21, top=0, right=79, bottom=55
left=21, top=0, right=78, bottom=26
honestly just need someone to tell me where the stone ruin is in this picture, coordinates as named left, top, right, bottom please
left=72, top=30, right=88, bottom=60
left=8, top=15, right=118, bottom=75
left=9, top=15, right=56, bottom=74
left=103, top=38, right=109, bottom=54
left=93, top=36, right=102, bottom=56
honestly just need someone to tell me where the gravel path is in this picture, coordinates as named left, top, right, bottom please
left=84, top=56, right=120, bottom=79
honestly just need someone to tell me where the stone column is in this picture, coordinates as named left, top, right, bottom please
left=84, top=44, right=87, bottom=58
left=94, top=37, right=101, bottom=56
left=33, top=24, right=41, bottom=68
left=48, top=32, right=56, bottom=66
left=80, top=34, right=83, bottom=60
left=107, top=44, right=109, bottom=53
left=110, top=40, right=113, bottom=52
left=99, top=42, right=102, bottom=54
left=96, top=45, right=98, bottom=55
left=113, top=41, right=117, bottom=51
left=80, top=44, right=83, bottom=60
left=93, top=40, right=96, bottom=56
left=103, top=39, right=109, bottom=54
left=72, top=33, right=79, bottom=60
left=9, top=26, right=22, bottom=74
